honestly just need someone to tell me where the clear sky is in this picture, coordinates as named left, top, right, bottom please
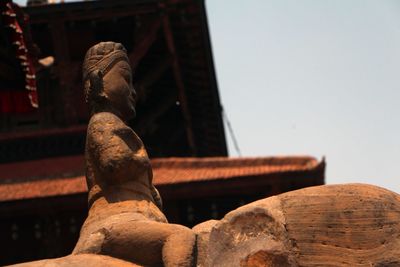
left=206, top=0, right=400, bottom=193
left=15, top=0, right=400, bottom=193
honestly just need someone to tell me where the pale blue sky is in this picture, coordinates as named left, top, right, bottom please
left=207, top=0, right=400, bottom=193
left=15, top=0, right=400, bottom=193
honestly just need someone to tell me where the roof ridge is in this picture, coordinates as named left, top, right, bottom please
left=151, top=156, right=318, bottom=169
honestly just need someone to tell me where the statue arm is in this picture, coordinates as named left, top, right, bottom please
left=151, top=185, right=163, bottom=210
left=148, top=167, right=163, bottom=210
left=87, top=118, right=135, bottom=184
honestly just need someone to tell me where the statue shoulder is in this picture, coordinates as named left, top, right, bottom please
left=88, top=112, right=126, bottom=134
left=87, top=112, right=141, bottom=151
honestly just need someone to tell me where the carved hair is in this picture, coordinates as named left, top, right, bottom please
left=82, top=42, right=129, bottom=104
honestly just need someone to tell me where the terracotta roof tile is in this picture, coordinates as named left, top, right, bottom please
left=151, top=156, right=320, bottom=185
left=0, top=156, right=324, bottom=202
left=0, top=176, right=86, bottom=202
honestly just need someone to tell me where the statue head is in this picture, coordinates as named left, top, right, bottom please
left=83, top=42, right=136, bottom=121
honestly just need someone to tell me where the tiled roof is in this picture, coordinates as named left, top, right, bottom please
left=0, top=176, right=85, bottom=203
left=151, top=156, right=321, bottom=185
left=0, top=155, right=324, bottom=202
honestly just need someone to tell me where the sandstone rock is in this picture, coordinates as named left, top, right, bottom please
left=8, top=254, right=142, bottom=267
left=192, top=220, right=219, bottom=267
left=194, top=184, right=400, bottom=266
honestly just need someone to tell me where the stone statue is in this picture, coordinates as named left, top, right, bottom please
left=10, top=254, right=143, bottom=267
left=72, top=42, right=196, bottom=267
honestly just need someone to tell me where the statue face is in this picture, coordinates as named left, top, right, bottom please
left=102, top=60, right=137, bottom=120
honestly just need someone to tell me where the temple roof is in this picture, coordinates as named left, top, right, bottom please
left=15, top=0, right=227, bottom=159
left=0, top=155, right=324, bottom=202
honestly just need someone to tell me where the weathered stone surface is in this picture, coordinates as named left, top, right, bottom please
left=8, top=254, right=142, bottom=267
left=196, top=195, right=298, bottom=267
left=240, top=250, right=293, bottom=267
left=281, top=183, right=400, bottom=266
left=194, top=184, right=400, bottom=266
left=192, top=220, right=219, bottom=267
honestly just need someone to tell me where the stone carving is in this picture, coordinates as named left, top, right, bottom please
left=9, top=254, right=141, bottom=267
left=72, top=42, right=196, bottom=267
left=192, top=184, right=400, bottom=267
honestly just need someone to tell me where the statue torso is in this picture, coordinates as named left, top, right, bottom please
left=84, top=112, right=167, bottom=224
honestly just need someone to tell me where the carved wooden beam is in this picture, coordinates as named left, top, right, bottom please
left=49, top=20, right=70, bottom=64
left=161, top=14, right=197, bottom=155
left=134, top=54, right=173, bottom=103
left=26, top=4, right=158, bottom=24
left=165, top=126, right=185, bottom=151
left=49, top=19, right=79, bottom=125
left=135, top=91, right=177, bottom=136
left=129, top=17, right=162, bottom=71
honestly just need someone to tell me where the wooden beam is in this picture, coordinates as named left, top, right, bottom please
left=165, top=126, right=186, bottom=151
left=49, top=20, right=70, bottom=64
left=129, top=17, right=162, bottom=70
left=49, top=20, right=78, bottom=125
left=27, top=5, right=158, bottom=24
left=134, top=54, right=173, bottom=103
left=134, top=92, right=177, bottom=136
left=161, top=15, right=197, bottom=155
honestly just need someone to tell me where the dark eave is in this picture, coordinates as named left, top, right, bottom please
left=3, top=0, right=228, bottom=161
